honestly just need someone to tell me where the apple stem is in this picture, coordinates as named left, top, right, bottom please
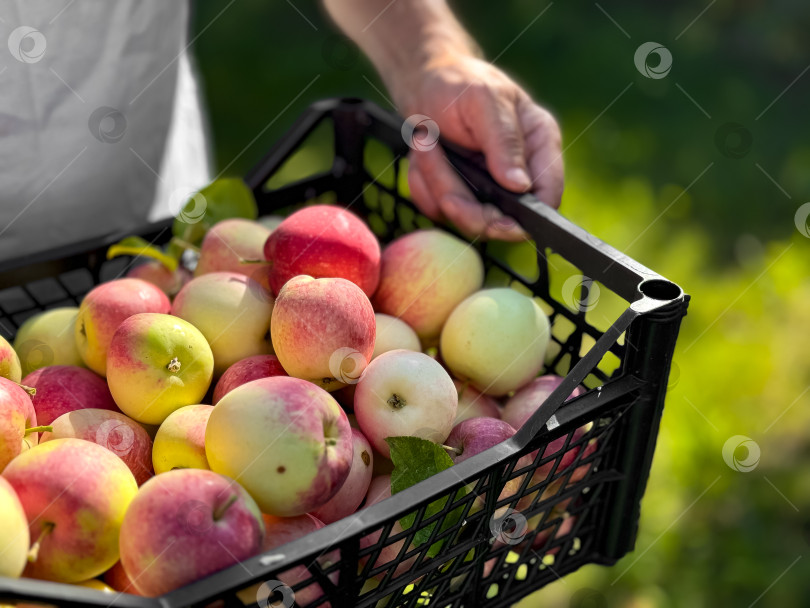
left=27, top=522, right=54, bottom=563
left=239, top=258, right=270, bottom=265
left=170, top=237, right=201, bottom=255
left=442, top=444, right=463, bottom=455
left=25, top=425, right=53, bottom=435
left=387, top=393, right=407, bottom=409
left=213, top=494, right=238, bottom=521
left=16, top=383, right=37, bottom=397
left=167, top=357, right=181, bottom=373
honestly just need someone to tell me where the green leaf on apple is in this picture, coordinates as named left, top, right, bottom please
left=386, top=436, right=468, bottom=559
left=106, top=236, right=179, bottom=272
left=171, top=178, right=258, bottom=249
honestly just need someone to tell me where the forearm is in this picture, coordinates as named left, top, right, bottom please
left=322, top=0, right=479, bottom=103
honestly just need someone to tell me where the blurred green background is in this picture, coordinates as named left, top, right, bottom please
left=190, top=1, right=810, bottom=606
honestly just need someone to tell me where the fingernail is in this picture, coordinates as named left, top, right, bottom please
left=506, top=167, right=531, bottom=190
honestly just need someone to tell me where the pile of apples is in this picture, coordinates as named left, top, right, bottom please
left=0, top=204, right=594, bottom=600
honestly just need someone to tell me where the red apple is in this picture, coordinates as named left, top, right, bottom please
left=212, top=354, right=287, bottom=404
left=103, top=560, right=141, bottom=595
left=311, top=428, right=374, bottom=524
left=0, top=377, right=39, bottom=472
left=40, top=409, right=153, bottom=485
left=501, top=375, right=585, bottom=430
left=75, top=278, right=171, bottom=376
left=263, top=205, right=381, bottom=297
left=126, top=261, right=192, bottom=298
left=195, top=218, right=272, bottom=289
left=271, top=275, right=375, bottom=391
left=119, top=469, right=264, bottom=597
left=22, top=365, right=118, bottom=427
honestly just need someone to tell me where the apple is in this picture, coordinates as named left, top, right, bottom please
left=271, top=275, right=375, bottom=391
left=257, top=214, right=284, bottom=231
left=3, top=438, right=138, bottom=583
left=12, top=308, right=85, bottom=376
left=103, top=560, right=140, bottom=595
left=0, top=377, right=40, bottom=472
left=41, top=409, right=153, bottom=485
left=501, top=375, right=585, bottom=430
left=127, top=261, right=192, bottom=298
left=75, top=278, right=172, bottom=376
left=440, top=288, right=550, bottom=396
left=354, top=350, right=457, bottom=459
left=206, top=376, right=353, bottom=517
left=106, top=313, right=214, bottom=425
left=22, top=365, right=118, bottom=427
left=373, top=229, right=484, bottom=342
left=311, top=428, right=374, bottom=524
left=119, top=469, right=264, bottom=597
left=454, top=379, right=501, bottom=425
left=359, top=475, right=416, bottom=578
left=0, top=477, right=29, bottom=578
left=212, top=354, right=287, bottom=404
left=195, top=218, right=272, bottom=289
left=372, top=313, right=421, bottom=360
left=0, top=335, right=21, bottom=383
left=152, top=404, right=213, bottom=474
left=171, top=272, right=274, bottom=376
left=263, top=204, right=381, bottom=297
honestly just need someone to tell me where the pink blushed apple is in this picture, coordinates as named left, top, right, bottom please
left=127, top=261, right=192, bottom=298
left=311, top=428, right=374, bottom=524
left=206, top=376, right=353, bottom=517
left=263, top=205, right=381, bottom=297
left=152, top=404, right=213, bottom=474
left=195, top=218, right=272, bottom=289
left=212, top=354, right=287, bottom=404
left=454, top=380, right=501, bottom=425
left=371, top=313, right=421, bottom=359
left=103, top=560, right=141, bottom=595
left=41, top=409, right=153, bottom=485
left=0, top=376, right=40, bottom=472
left=354, top=350, right=457, bottom=458
left=22, top=365, right=118, bottom=427
left=75, top=278, right=172, bottom=376
left=501, top=375, right=585, bottom=430
left=359, top=475, right=416, bottom=578
left=3, top=438, right=138, bottom=583
left=271, top=275, right=375, bottom=391
left=118, top=469, right=264, bottom=597
left=373, top=229, right=484, bottom=342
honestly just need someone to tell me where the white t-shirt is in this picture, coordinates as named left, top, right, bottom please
left=0, top=1, right=211, bottom=262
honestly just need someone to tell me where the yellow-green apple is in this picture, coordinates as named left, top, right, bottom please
left=103, top=560, right=141, bottom=595
left=263, top=205, right=381, bottom=297
left=371, top=313, right=421, bottom=360
left=373, top=229, right=484, bottom=342
left=501, top=375, right=585, bottom=430
left=118, top=469, right=264, bottom=597
left=23, top=365, right=118, bottom=426
left=257, top=214, right=284, bottom=231
left=354, top=350, right=457, bottom=458
left=151, top=404, right=213, bottom=474
left=0, top=476, right=29, bottom=578
left=0, top=336, right=21, bottom=382
left=0, top=377, right=41, bottom=472
left=13, top=308, right=85, bottom=376
left=359, top=475, right=416, bottom=578
left=171, top=272, right=273, bottom=375
left=40, top=409, right=153, bottom=485
left=106, top=313, right=214, bottom=425
left=195, top=218, right=272, bottom=289
left=206, top=376, right=353, bottom=516
left=454, top=379, right=501, bottom=425
left=127, top=261, right=192, bottom=298
left=440, top=288, right=550, bottom=396
left=212, top=354, right=287, bottom=405
left=75, top=278, right=171, bottom=376
left=271, top=275, right=375, bottom=391
left=74, top=578, right=116, bottom=593
left=311, top=428, right=374, bottom=524
left=2, top=438, right=138, bottom=583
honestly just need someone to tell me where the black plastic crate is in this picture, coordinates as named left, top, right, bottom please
left=0, top=98, right=689, bottom=608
